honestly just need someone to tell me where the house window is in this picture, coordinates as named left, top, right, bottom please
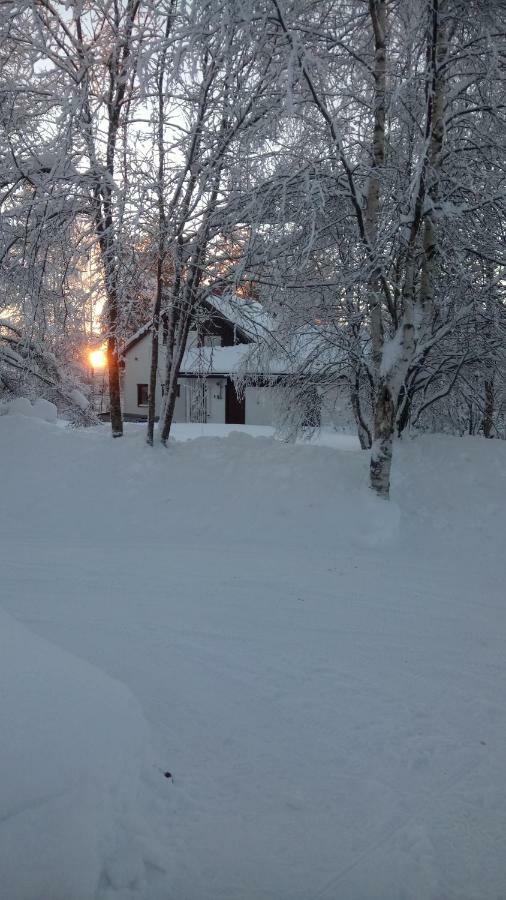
left=137, top=384, right=149, bottom=406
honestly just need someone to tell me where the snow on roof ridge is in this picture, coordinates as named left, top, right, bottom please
left=202, top=292, right=273, bottom=337
left=123, top=321, right=152, bottom=352
left=180, top=343, right=290, bottom=376
left=123, top=293, right=273, bottom=356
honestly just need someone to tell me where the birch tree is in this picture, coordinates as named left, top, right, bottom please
left=262, top=0, right=506, bottom=495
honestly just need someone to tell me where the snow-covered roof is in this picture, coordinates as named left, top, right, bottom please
left=180, top=344, right=290, bottom=376
left=122, top=293, right=274, bottom=355
left=201, top=293, right=273, bottom=339
left=123, top=322, right=152, bottom=353
left=122, top=297, right=346, bottom=379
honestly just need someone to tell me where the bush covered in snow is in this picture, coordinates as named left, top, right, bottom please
left=0, top=396, right=59, bottom=422
left=0, top=321, right=98, bottom=425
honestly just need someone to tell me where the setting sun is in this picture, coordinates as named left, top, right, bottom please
left=89, top=349, right=107, bottom=369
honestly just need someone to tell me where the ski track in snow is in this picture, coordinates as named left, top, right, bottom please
left=1, top=417, right=506, bottom=899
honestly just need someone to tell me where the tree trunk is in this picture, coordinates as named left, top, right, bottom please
left=350, top=369, right=372, bottom=449
left=365, top=0, right=391, bottom=491
left=369, top=0, right=447, bottom=493
left=159, top=312, right=192, bottom=445
left=482, top=379, right=495, bottom=437
left=107, top=334, right=123, bottom=437
left=147, top=8, right=174, bottom=446
left=159, top=372, right=182, bottom=445
left=158, top=281, right=180, bottom=437
left=396, top=385, right=412, bottom=436
left=419, top=3, right=447, bottom=321
left=370, top=380, right=395, bottom=496
left=146, top=320, right=159, bottom=446
left=365, top=0, right=387, bottom=379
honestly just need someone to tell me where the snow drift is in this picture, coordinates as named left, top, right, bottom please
left=0, top=607, right=167, bottom=900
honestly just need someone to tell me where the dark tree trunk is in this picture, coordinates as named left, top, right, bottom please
left=147, top=9, right=174, bottom=446
left=160, top=374, right=182, bottom=444
left=370, top=380, right=395, bottom=497
left=107, top=334, right=123, bottom=438
left=396, top=385, right=411, bottom=436
left=482, top=379, right=494, bottom=438
left=350, top=371, right=372, bottom=449
left=159, top=312, right=192, bottom=445
left=146, top=258, right=163, bottom=445
left=146, top=320, right=159, bottom=446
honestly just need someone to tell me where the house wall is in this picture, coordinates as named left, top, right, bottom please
left=122, top=334, right=159, bottom=417
left=320, top=384, right=354, bottom=428
left=244, top=386, right=277, bottom=426
left=123, top=333, right=345, bottom=428
left=179, top=377, right=226, bottom=424
left=122, top=333, right=184, bottom=421
left=122, top=334, right=230, bottom=422
left=203, top=378, right=226, bottom=423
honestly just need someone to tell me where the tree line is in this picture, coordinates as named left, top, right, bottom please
left=1, top=0, right=505, bottom=495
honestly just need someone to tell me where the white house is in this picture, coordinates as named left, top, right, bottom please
left=121, top=293, right=350, bottom=428
left=121, top=294, right=286, bottom=425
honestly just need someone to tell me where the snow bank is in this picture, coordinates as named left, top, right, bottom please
left=0, top=607, right=167, bottom=900
left=32, top=396, right=58, bottom=423
left=2, top=395, right=58, bottom=422
left=69, top=388, right=90, bottom=411
left=1, top=392, right=94, bottom=424
left=7, top=396, right=35, bottom=417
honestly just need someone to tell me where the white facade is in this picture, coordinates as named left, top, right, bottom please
left=243, top=385, right=277, bottom=426
left=122, top=326, right=349, bottom=428
left=122, top=331, right=279, bottom=426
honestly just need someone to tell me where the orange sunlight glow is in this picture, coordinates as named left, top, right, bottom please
left=89, top=349, right=107, bottom=369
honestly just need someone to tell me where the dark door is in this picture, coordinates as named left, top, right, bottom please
left=225, top=378, right=245, bottom=424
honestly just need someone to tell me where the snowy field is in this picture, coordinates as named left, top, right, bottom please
left=1, top=412, right=506, bottom=900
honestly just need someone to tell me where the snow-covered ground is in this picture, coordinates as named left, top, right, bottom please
left=0, top=608, right=168, bottom=900
left=1, top=412, right=506, bottom=899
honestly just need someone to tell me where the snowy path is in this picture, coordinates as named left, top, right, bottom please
left=1, top=418, right=506, bottom=899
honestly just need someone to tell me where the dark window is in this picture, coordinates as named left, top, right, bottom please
left=137, top=384, right=149, bottom=406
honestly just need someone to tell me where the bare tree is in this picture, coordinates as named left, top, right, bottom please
left=3, top=0, right=148, bottom=435
left=262, top=0, right=506, bottom=495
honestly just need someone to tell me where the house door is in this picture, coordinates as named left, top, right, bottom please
left=188, top=380, right=208, bottom=423
left=225, top=378, right=245, bottom=424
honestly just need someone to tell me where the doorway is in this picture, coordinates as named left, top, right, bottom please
left=225, top=379, right=245, bottom=424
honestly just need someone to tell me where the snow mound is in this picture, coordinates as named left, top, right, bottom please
left=350, top=489, right=402, bottom=547
left=7, top=396, right=35, bottom=417
left=32, top=397, right=58, bottom=423
left=0, top=607, right=168, bottom=900
left=69, top=388, right=90, bottom=411
left=3, top=396, right=58, bottom=422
